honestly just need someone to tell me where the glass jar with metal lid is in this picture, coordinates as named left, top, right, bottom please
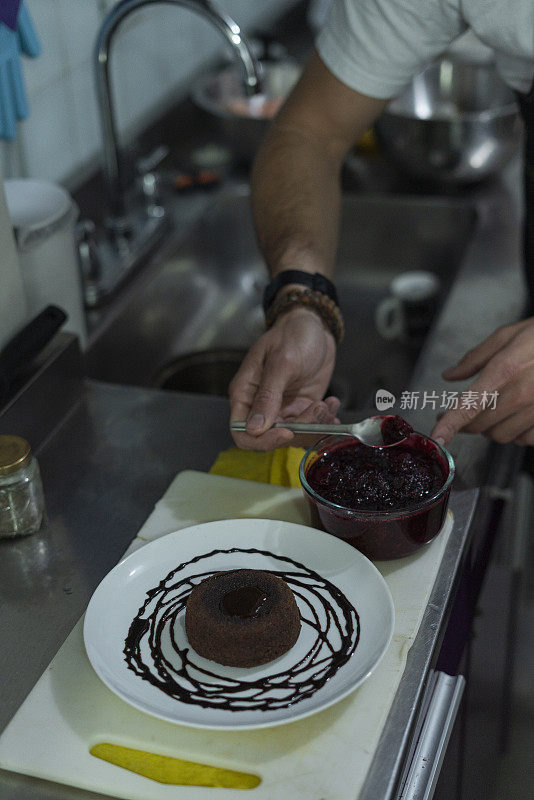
left=0, top=435, right=44, bottom=537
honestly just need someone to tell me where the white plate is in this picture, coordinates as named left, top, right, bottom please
left=83, top=519, right=394, bottom=730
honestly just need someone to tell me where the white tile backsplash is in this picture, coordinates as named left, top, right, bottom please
left=58, top=0, right=102, bottom=69
left=70, top=61, right=102, bottom=169
left=22, top=0, right=65, bottom=94
left=19, top=74, right=79, bottom=182
left=7, top=0, right=299, bottom=187
left=111, top=6, right=197, bottom=139
left=0, top=139, right=26, bottom=180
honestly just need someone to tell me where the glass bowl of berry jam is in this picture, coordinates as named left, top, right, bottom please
left=299, top=421, right=454, bottom=560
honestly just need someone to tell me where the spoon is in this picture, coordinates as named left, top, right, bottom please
left=231, top=415, right=410, bottom=448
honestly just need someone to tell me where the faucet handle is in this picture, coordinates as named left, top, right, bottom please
left=76, top=219, right=102, bottom=307
left=135, top=144, right=170, bottom=176
left=136, top=144, right=169, bottom=217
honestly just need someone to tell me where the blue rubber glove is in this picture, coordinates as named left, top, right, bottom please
left=0, top=1, right=41, bottom=140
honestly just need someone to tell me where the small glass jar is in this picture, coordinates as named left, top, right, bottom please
left=0, top=435, right=45, bottom=538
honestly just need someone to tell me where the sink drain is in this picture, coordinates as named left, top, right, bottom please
left=152, top=349, right=247, bottom=396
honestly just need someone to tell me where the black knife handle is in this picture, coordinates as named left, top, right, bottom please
left=0, top=305, right=68, bottom=382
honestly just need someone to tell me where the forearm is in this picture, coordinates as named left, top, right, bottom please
left=250, top=122, right=342, bottom=280
left=250, top=50, right=388, bottom=283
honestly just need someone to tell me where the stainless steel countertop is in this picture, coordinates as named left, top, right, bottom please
left=0, top=153, right=527, bottom=799
left=0, top=381, right=235, bottom=799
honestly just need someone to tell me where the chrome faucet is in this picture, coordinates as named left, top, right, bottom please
left=79, top=0, right=261, bottom=306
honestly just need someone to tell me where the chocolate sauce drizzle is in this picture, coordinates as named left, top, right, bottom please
left=124, top=547, right=360, bottom=713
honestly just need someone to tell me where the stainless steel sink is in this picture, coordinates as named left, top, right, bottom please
left=85, top=184, right=476, bottom=410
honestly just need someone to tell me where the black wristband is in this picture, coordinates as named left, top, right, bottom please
left=262, top=270, right=338, bottom=313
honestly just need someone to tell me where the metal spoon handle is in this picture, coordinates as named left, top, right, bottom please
left=230, top=421, right=356, bottom=436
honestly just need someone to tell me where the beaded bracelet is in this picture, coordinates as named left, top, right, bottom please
left=264, top=288, right=345, bottom=345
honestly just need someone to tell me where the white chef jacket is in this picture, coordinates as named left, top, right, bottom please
left=316, top=0, right=534, bottom=97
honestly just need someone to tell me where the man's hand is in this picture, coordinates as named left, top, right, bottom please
left=229, top=307, right=339, bottom=450
left=431, top=317, right=534, bottom=446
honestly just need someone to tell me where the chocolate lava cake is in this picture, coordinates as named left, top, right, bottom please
left=185, top=568, right=301, bottom=668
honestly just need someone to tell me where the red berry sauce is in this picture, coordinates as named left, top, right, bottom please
left=306, top=437, right=444, bottom=512
left=303, top=420, right=453, bottom=559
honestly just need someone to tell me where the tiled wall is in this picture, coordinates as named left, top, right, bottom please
left=1, top=0, right=298, bottom=190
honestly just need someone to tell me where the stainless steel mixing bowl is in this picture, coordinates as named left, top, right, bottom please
left=375, top=58, right=521, bottom=184
left=191, top=59, right=301, bottom=163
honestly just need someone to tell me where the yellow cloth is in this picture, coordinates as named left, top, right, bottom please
left=210, top=446, right=306, bottom=488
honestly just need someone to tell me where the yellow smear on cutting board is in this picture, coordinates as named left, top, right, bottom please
left=90, top=743, right=261, bottom=788
left=210, top=446, right=305, bottom=488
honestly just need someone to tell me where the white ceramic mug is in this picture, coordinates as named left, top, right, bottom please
left=375, top=270, right=441, bottom=341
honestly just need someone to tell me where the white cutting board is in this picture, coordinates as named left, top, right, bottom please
left=0, top=471, right=455, bottom=800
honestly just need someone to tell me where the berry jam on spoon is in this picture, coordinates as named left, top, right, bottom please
left=379, top=414, right=414, bottom=445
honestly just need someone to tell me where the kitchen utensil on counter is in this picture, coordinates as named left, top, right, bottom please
left=375, top=270, right=441, bottom=341
left=375, top=57, right=521, bottom=184
left=299, top=432, right=455, bottom=560
left=4, top=179, right=86, bottom=347
left=231, top=414, right=410, bottom=447
left=0, top=304, right=67, bottom=400
left=83, top=518, right=394, bottom=730
left=191, top=59, right=301, bottom=164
